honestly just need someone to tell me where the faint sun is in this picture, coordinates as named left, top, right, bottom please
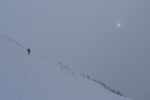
left=116, top=23, right=121, bottom=28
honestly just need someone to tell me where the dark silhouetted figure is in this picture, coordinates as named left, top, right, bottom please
left=27, top=48, right=31, bottom=55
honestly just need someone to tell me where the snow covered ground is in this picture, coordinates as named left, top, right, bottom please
left=0, top=35, right=132, bottom=100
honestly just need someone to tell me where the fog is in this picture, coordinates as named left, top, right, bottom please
left=0, top=0, right=150, bottom=100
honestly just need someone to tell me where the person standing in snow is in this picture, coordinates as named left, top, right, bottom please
left=27, top=48, right=31, bottom=55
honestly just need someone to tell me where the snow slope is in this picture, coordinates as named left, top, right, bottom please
left=0, top=36, right=132, bottom=100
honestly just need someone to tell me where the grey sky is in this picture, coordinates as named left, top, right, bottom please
left=0, top=0, right=150, bottom=100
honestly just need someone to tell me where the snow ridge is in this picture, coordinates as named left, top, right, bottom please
left=0, top=34, right=131, bottom=100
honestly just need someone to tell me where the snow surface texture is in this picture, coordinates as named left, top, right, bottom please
left=0, top=35, right=132, bottom=100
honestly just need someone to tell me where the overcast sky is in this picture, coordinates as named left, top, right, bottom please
left=0, top=0, right=150, bottom=100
